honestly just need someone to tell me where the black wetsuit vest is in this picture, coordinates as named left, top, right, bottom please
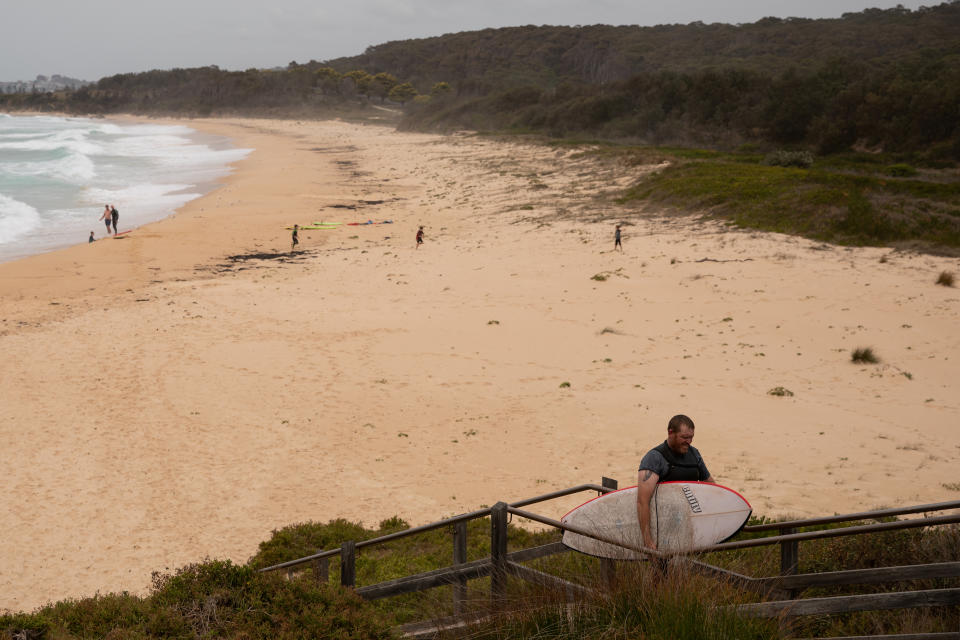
left=654, top=442, right=704, bottom=482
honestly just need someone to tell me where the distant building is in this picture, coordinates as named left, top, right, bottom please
left=0, top=74, right=91, bottom=94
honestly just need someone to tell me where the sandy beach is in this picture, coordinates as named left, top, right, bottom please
left=1, top=116, right=958, bottom=613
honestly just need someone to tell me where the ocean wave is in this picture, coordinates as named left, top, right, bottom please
left=0, top=193, right=42, bottom=243
left=99, top=122, right=195, bottom=136
left=83, top=182, right=200, bottom=213
left=0, top=128, right=103, bottom=155
left=0, top=115, right=249, bottom=262
left=0, top=132, right=51, bottom=140
left=4, top=151, right=97, bottom=183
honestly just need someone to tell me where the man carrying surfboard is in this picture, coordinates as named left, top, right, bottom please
left=636, top=414, right=714, bottom=550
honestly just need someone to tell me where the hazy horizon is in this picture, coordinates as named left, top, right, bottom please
left=1, top=0, right=933, bottom=83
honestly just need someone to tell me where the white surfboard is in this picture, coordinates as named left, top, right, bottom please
left=561, top=482, right=752, bottom=559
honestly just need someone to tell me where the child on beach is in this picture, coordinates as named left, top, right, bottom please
left=291, top=224, right=299, bottom=252
left=416, top=226, right=424, bottom=249
left=89, top=231, right=95, bottom=243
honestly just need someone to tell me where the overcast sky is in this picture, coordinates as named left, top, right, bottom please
left=2, top=0, right=932, bottom=81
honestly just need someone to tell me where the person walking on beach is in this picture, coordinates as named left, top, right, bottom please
left=89, top=231, right=95, bottom=243
left=100, top=205, right=113, bottom=235
left=110, top=205, right=119, bottom=235
left=291, top=224, right=299, bottom=252
left=416, top=226, right=424, bottom=249
left=636, top=414, right=714, bottom=551
left=614, top=225, right=622, bottom=252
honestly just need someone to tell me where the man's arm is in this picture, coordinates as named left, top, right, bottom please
left=636, top=469, right=660, bottom=550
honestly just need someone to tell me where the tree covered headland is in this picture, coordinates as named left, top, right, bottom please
left=2, top=2, right=958, bottom=159
left=377, top=2, right=960, bottom=160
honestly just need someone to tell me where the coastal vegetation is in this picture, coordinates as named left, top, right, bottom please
left=607, top=146, right=960, bottom=250
left=3, top=4, right=956, bottom=252
left=851, top=347, right=880, bottom=364
left=1, top=3, right=956, bottom=159
left=3, top=516, right=957, bottom=638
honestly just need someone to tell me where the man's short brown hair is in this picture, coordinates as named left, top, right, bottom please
left=667, top=414, right=695, bottom=433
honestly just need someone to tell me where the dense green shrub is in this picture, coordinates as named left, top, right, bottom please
left=764, top=149, right=815, bottom=168
left=3, top=516, right=958, bottom=638
left=1, top=561, right=394, bottom=639
left=851, top=347, right=879, bottom=363
left=615, top=145, right=960, bottom=249
left=888, top=163, right=918, bottom=177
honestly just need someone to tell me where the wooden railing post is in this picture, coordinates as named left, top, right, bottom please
left=491, top=502, right=508, bottom=607
left=778, top=526, right=800, bottom=635
left=600, top=477, right=618, bottom=589
left=313, top=556, right=329, bottom=584
left=780, top=527, right=799, bottom=588
left=341, top=540, right=356, bottom=588
left=453, top=521, right=468, bottom=614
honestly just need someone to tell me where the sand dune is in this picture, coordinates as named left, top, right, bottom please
left=1, top=117, right=958, bottom=612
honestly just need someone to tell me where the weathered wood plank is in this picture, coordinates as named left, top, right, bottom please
left=600, top=476, right=619, bottom=588
left=798, top=631, right=960, bottom=640
left=799, top=633, right=960, bottom=640
left=340, top=540, right=356, bottom=588
left=682, top=558, right=754, bottom=584
left=453, top=521, right=468, bottom=615
left=755, top=562, right=960, bottom=591
left=703, top=513, right=960, bottom=554
left=312, top=556, right=329, bottom=584
left=355, top=544, right=571, bottom=601
left=681, top=558, right=760, bottom=592
left=491, top=501, right=508, bottom=605
left=398, top=612, right=491, bottom=639
left=505, top=561, right=595, bottom=599
left=737, top=588, right=960, bottom=618
left=508, top=541, right=569, bottom=563
left=742, top=499, right=960, bottom=532
left=356, top=558, right=492, bottom=600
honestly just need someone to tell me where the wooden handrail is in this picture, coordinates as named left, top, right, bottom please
left=508, top=507, right=960, bottom=557
left=699, top=513, right=960, bottom=553
left=354, top=543, right=575, bottom=600
left=262, top=490, right=960, bottom=575
left=742, top=499, right=960, bottom=532
left=754, top=561, right=960, bottom=591
left=736, top=587, right=960, bottom=618
left=259, top=482, right=610, bottom=574
left=259, top=478, right=960, bottom=626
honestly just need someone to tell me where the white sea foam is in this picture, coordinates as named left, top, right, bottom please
left=0, top=193, right=41, bottom=243
left=0, top=129, right=104, bottom=156
left=5, top=152, right=96, bottom=183
left=84, top=182, right=199, bottom=212
left=0, top=115, right=251, bottom=263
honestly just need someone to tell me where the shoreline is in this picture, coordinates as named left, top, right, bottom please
left=2, top=116, right=958, bottom=613
left=0, top=113, right=251, bottom=267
